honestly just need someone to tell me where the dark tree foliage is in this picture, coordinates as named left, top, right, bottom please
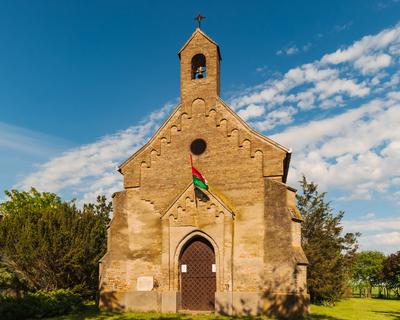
left=383, top=251, right=400, bottom=296
left=0, top=188, right=111, bottom=298
left=297, top=176, right=359, bottom=304
left=0, top=263, right=25, bottom=296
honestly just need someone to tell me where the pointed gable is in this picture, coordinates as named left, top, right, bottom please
left=161, top=182, right=234, bottom=226
left=119, top=98, right=290, bottom=189
left=178, top=28, right=222, bottom=61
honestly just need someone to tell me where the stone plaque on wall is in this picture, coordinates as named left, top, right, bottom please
left=136, top=276, right=154, bottom=291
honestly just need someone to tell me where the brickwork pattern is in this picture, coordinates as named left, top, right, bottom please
left=99, top=28, right=308, bottom=317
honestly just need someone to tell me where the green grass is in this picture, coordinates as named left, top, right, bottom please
left=45, top=298, right=400, bottom=320
left=310, top=298, right=400, bottom=320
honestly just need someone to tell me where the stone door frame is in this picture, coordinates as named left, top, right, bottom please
left=160, top=184, right=235, bottom=302
left=173, top=230, right=221, bottom=292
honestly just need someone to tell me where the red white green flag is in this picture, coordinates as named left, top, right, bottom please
left=190, top=155, right=209, bottom=190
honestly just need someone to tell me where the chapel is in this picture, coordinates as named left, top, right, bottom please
left=99, top=25, right=309, bottom=317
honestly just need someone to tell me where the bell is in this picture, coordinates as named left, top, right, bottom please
left=196, top=66, right=204, bottom=79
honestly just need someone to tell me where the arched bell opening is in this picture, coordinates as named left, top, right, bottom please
left=179, top=236, right=216, bottom=311
left=191, top=54, right=206, bottom=79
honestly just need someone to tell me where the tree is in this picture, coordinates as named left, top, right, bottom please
left=0, top=263, right=25, bottom=296
left=352, top=251, right=386, bottom=297
left=0, top=188, right=111, bottom=297
left=383, top=251, right=400, bottom=297
left=297, top=176, right=359, bottom=304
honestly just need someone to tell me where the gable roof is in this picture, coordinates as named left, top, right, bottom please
left=118, top=98, right=292, bottom=184
left=118, top=103, right=182, bottom=170
left=118, top=99, right=291, bottom=172
left=161, top=181, right=235, bottom=219
left=178, top=28, right=222, bottom=60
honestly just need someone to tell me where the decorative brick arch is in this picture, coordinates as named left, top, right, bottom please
left=172, top=230, right=221, bottom=292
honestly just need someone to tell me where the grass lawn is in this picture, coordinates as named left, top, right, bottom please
left=45, top=298, right=400, bottom=320
left=310, top=298, right=400, bottom=320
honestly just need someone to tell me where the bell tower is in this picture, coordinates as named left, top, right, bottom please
left=178, top=27, right=221, bottom=111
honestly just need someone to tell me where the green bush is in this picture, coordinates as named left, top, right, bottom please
left=0, top=189, right=111, bottom=299
left=0, top=289, right=84, bottom=320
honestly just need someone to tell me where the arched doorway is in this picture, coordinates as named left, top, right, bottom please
left=179, top=236, right=216, bottom=311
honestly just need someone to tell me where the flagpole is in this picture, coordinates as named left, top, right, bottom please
left=190, top=154, right=198, bottom=209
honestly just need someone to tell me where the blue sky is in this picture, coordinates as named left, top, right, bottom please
left=1, top=0, right=400, bottom=253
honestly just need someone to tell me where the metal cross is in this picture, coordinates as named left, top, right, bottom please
left=194, top=14, right=206, bottom=29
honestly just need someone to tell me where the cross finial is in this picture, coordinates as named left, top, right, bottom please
left=194, top=13, right=206, bottom=29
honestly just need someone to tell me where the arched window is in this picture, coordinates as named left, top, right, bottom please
left=191, top=54, right=206, bottom=79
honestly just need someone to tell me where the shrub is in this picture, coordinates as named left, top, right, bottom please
left=0, top=289, right=84, bottom=320
left=0, top=189, right=111, bottom=299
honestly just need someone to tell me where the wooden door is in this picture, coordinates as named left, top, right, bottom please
left=179, top=237, right=216, bottom=311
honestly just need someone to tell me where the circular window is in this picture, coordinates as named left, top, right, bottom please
left=190, top=139, right=207, bottom=155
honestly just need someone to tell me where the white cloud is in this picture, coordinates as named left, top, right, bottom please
left=17, top=102, right=174, bottom=204
left=362, top=232, right=400, bottom=253
left=237, top=104, right=264, bottom=120
left=276, top=45, right=299, bottom=56
left=321, top=24, right=400, bottom=65
left=253, top=107, right=297, bottom=131
left=286, top=46, right=299, bottom=55
left=385, top=71, right=400, bottom=88
left=229, top=23, right=400, bottom=201
left=334, top=21, right=353, bottom=33
left=270, top=100, right=382, bottom=152
left=314, top=78, right=370, bottom=98
left=302, top=43, right=312, bottom=52
left=0, top=122, right=71, bottom=157
left=277, top=42, right=313, bottom=56
left=354, top=53, right=392, bottom=74
left=364, top=212, right=376, bottom=219
left=255, top=65, right=268, bottom=73
left=377, top=0, right=400, bottom=10
left=272, top=93, right=400, bottom=196
left=344, top=216, right=400, bottom=253
left=320, top=95, right=344, bottom=109
left=344, top=217, right=400, bottom=233
left=231, top=61, right=371, bottom=113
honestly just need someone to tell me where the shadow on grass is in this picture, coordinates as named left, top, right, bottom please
left=305, top=315, right=343, bottom=320
left=352, top=296, right=400, bottom=301
left=48, top=306, right=346, bottom=320
left=45, top=304, right=99, bottom=320
left=372, top=310, right=400, bottom=320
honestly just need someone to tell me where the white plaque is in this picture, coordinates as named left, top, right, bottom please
left=136, top=276, right=154, bottom=291
left=181, top=264, right=187, bottom=273
left=212, top=264, right=216, bottom=272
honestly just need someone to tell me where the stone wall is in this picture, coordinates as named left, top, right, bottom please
left=99, top=28, right=308, bottom=317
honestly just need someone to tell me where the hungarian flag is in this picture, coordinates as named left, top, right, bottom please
left=192, top=166, right=209, bottom=190
left=190, top=155, right=209, bottom=190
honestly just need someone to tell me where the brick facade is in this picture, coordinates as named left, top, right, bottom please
left=99, top=28, right=309, bottom=317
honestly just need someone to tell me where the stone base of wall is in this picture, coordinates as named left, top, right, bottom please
left=215, top=292, right=310, bottom=318
left=99, top=291, right=179, bottom=313
left=161, top=291, right=180, bottom=313
left=100, top=290, right=309, bottom=318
